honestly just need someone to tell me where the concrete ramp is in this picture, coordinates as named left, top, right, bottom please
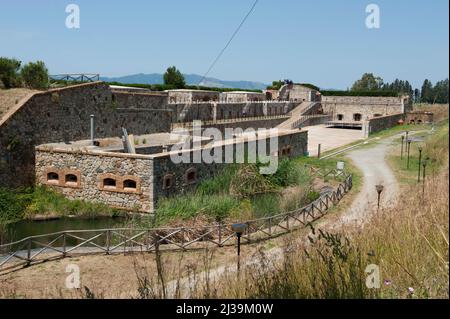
left=277, top=101, right=322, bottom=129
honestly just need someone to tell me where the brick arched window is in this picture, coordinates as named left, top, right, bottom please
left=47, top=172, right=59, bottom=184
left=123, top=179, right=137, bottom=190
left=103, top=178, right=117, bottom=189
left=65, top=174, right=78, bottom=183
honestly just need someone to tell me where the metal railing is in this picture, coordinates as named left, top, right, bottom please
left=49, top=74, right=100, bottom=83
left=0, top=174, right=352, bottom=273
left=173, top=115, right=290, bottom=129
left=168, top=100, right=295, bottom=105
left=291, top=114, right=332, bottom=129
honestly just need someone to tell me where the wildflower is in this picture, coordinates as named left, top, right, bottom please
left=408, top=287, right=414, bottom=294
left=384, top=280, right=392, bottom=286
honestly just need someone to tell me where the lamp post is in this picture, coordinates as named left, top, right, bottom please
left=401, top=135, right=405, bottom=159
left=406, top=139, right=412, bottom=169
left=422, top=157, right=429, bottom=198
left=375, top=184, right=384, bottom=210
left=231, top=223, right=247, bottom=272
left=417, top=147, right=423, bottom=183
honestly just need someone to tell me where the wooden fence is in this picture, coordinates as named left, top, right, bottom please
left=0, top=174, right=352, bottom=273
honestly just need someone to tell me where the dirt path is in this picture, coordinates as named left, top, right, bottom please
left=338, top=135, right=400, bottom=227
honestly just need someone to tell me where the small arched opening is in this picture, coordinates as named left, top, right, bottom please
left=123, top=179, right=137, bottom=190
left=65, top=174, right=78, bottom=184
left=103, top=178, right=117, bottom=189
left=47, top=172, right=59, bottom=183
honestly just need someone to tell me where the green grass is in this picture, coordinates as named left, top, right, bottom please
left=388, top=120, right=449, bottom=184
left=0, top=186, right=122, bottom=225
left=152, top=156, right=357, bottom=226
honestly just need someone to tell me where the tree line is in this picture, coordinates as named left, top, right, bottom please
left=350, top=73, right=449, bottom=104
left=0, top=57, right=49, bottom=90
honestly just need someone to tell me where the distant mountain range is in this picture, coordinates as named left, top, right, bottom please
left=100, top=73, right=269, bottom=90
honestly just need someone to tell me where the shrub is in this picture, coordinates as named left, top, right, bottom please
left=230, top=165, right=277, bottom=198
left=264, top=159, right=310, bottom=187
left=20, top=61, right=49, bottom=90
left=0, top=57, right=21, bottom=89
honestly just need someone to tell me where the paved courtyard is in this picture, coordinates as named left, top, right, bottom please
left=303, top=125, right=365, bottom=156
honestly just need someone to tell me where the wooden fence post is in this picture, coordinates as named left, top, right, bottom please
left=62, top=232, right=67, bottom=258
left=27, top=238, right=32, bottom=266
left=106, top=230, right=111, bottom=255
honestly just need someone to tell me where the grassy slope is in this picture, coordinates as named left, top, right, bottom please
left=152, top=156, right=358, bottom=227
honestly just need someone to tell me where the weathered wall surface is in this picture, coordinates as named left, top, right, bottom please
left=322, top=96, right=409, bottom=121
left=168, top=102, right=298, bottom=123
left=168, top=90, right=220, bottom=103
left=0, top=82, right=172, bottom=187
left=405, top=112, right=434, bottom=124
left=363, top=113, right=405, bottom=137
left=201, top=118, right=288, bottom=134
left=221, top=92, right=266, bottom=103
left=35, top=149, right=154, bottom=212
left=112, top=91, right=168, bottom=110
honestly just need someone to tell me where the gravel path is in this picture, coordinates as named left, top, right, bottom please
left=339, top=135, right=400, bottom=227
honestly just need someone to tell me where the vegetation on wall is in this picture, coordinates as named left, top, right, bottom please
left=151, top=156, right=350, bottom=227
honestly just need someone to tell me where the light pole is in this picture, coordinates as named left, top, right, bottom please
left=417, top=147, right=423, bottom=183
left=407, top=139, right=412, bottom=169
left=422, top=157, right=429, bottom=198
left=232, top=223, right=247, bottom=272
left=401, top=135, right=405, bottom=159
left=375, top=184, right=384, bottom=210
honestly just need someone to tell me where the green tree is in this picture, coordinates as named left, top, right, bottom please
left=432, top=79, right=449, bottom=104
left=267, top=80, right=284, bottom=90
left=421, top=79, right=433, bottom=103
left=163, top=66, right=185, bottom=89
left=351, top=73, right=384, bottom=92
left=0, top=57, right=22, bottom=89
left=20, top=61, right=49, bottom=90
left=413, top=88, right=421, bottom=103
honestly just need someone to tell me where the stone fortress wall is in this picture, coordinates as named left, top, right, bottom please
left=321, top=95, right=411, bottom=122
left=35, top=130, right=308, bottom=213
left=0, top=82, right=172, bottom=187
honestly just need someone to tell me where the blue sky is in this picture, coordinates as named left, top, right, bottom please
left=1, top=0, right=448, bottom=89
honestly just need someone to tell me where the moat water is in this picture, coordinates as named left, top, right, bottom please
left=2, top=217, right=128, bottom=246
